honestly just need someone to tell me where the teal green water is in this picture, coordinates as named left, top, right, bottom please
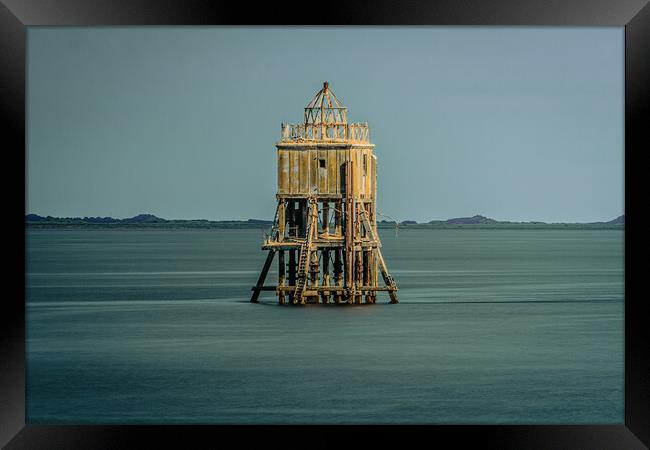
left=26, top=228, right=624, bottom=424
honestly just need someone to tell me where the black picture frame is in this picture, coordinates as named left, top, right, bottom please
left=2, top=1, right=648, bottom=448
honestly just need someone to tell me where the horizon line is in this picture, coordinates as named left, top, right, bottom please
left=25, top=211, right=625, bottom=225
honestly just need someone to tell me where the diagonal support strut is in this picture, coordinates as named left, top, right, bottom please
left=250, top=249, right=276, bottom=303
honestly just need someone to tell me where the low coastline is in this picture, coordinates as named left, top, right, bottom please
left=25, top=213, right=625, bottom=230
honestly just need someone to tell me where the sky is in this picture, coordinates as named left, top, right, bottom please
left=26, top=27, right=624, bottom=223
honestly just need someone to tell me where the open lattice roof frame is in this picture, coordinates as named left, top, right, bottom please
left=304, top=81, right=348, bottom=126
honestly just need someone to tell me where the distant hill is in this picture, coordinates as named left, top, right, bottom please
left=605, top=214, right=624, bottom=225
left=443, top=215, right=497, bottom=225
left=123, top=214, right=166, bottom=223
left=25, top=214, right=273, bottom=229
left=379, top=213, right=624, bottom=230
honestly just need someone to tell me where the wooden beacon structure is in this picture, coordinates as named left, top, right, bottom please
left=250, top=82, right=398, bottom=305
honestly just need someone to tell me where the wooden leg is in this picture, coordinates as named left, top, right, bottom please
left=310, top=250, right=319, bottom=304
left=289, top=249, right=296, bottom=304
left=363, top=250, right=371, bottom=304
left=251, top=250, right=276, bottom=303
left=322, top=249, right=330, bottom=304
left=278, top=250, right=285, bottom=305
left=334, top=248, right=343, bottom=304
left=377, top=248, right=399, bottom=304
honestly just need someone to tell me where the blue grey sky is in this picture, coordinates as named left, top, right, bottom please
left=27, top=27, right=623, bottom=223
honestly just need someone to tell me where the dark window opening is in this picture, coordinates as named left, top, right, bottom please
left=319, top=158, right=326, bottom=169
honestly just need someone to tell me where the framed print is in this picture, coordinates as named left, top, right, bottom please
left=2, top=0, right=648, bottom=448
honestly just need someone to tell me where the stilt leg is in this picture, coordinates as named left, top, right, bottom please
left=377, top=247, right=399, bottom=304
left=334, top=248, right=343, bottom=304
left=322, top=249, right=330, bottom=304
left=278, top=250, right=285, bottom=305
left=251, top=250, right=275, bottom=303
left=289, top=249, right=296, bottom=304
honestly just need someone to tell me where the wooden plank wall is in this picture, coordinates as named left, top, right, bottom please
left=278, top=147, right=374, bottom=198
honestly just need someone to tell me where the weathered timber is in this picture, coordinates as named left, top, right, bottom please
left=252, top=286, right=397, bottom=292
left=250, top=249, right=275, bottom=303
left=251, top=81, right=399, bottom=305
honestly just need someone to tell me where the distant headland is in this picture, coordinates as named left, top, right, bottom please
left=25, top=213, right=624, bottom=230
left=381, top=214, right=624, bottom=229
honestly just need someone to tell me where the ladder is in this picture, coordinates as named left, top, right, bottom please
left=294, top=199, right=317, bottom=304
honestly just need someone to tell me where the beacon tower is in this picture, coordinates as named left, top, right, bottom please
left=251, top=82, right=398, bottom=305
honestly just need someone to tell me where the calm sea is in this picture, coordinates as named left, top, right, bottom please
left=26, top=228, right=624, bottom=424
